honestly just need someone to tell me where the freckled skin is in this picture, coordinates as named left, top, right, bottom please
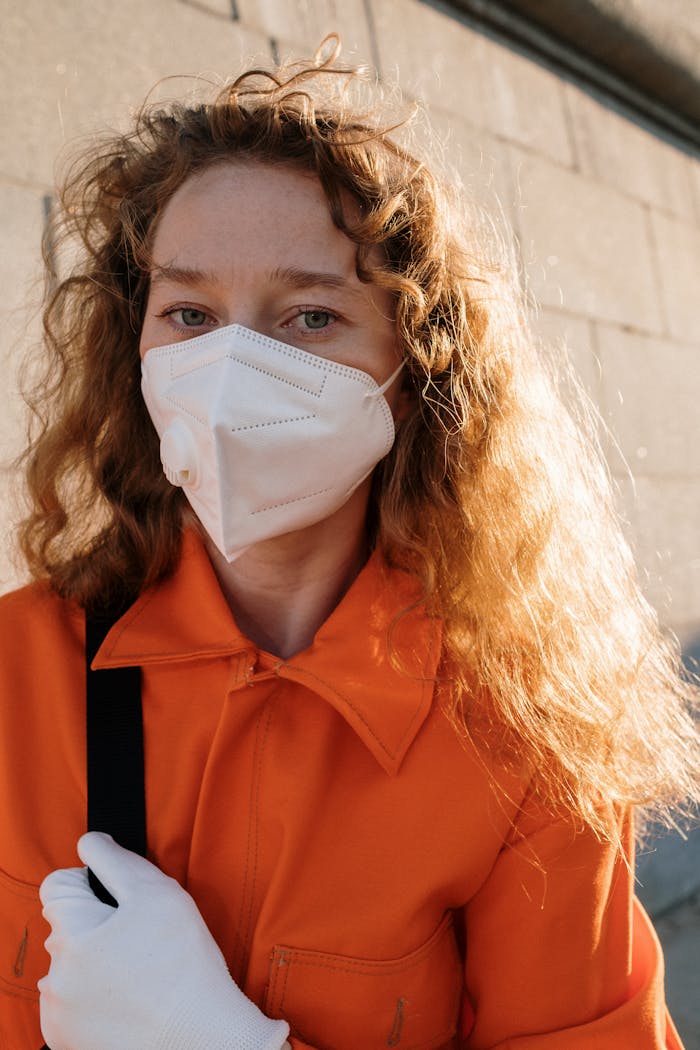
left=139, top=161, right=410, bottom=658
left=140, top=162, right=404, bottom=409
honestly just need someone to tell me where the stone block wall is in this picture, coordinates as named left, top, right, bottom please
left=2, top=0, right=699, bottom=909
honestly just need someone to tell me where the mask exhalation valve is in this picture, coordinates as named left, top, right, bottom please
left=160, top=421, right=200, bottom=488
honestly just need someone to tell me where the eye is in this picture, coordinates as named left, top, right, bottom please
left=301, top=310, right=334, bottom=330
left=156, top=305, right=216, bottom=333
left=176, top=308, right=209, bottom=327
left=281, top=307, right=340, bottom=338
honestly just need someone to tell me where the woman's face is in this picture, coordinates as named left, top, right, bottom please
left=139, top=161, right=406, bottom=417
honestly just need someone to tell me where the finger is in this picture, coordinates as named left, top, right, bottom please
left=77, top=832, right=166, bottom=902
left=43, top=893, right=114, bottom=940
left=41, top=867, right=113, bottom=936
left=38, top=980, right=61, bottom=1050
left=40, top=866, right=91, bottom=907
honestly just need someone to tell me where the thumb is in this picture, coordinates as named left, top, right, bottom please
left=77, top=832, right=168, bottom=904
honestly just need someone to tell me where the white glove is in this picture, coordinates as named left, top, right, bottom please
left=39, top=832, right=290, bottom=1050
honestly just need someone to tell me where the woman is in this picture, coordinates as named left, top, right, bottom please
left=1, top=37, right=698, bottom=1050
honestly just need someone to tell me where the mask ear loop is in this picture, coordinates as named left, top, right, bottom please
left=372, top=360, right=405, bottom=398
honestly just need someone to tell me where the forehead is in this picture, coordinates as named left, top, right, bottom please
left=150, top=161, right=359, bottom=275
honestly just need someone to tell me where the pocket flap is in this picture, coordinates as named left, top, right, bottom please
left=265, top=912, right=462, bottom=1050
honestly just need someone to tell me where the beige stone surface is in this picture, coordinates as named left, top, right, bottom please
left=595, top=324, right=700, bottom=479
left=0, top=183, right=45, bottom=454
left=369, top=0, right=491, bottom=123
left=690, top=154, right=700, bottom=225
left=177, top=0, right=237, bottom=17
left=649, top=210, right=700, bottom=344
left=369, top=0, right=574, bottom=167
left=0, top=182, right=45, bottom=594
left=3, top=1, right=270, bottom=188
left=482, top=36, right=574, bottom=165
left=534, top=308, right=600, bottom=401
left=514, top=150, right=664, bottom=332
left=236, top=0, right=373, bottom=62
left=564, top=83, right=697, bottom=220
left=423, top=109, right=519, bottom=230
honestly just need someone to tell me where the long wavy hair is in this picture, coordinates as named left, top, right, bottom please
left=18, top=38, right=700, bottom=843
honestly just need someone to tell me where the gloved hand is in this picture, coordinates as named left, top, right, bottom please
left=39, top=832, right=290, bottom=1050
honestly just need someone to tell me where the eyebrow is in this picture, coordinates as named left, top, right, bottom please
left=269, top=265, right=362, bottom=296
left=149, top=264, right=220, bottom=288
left=149, top=263, right=363, bottom=298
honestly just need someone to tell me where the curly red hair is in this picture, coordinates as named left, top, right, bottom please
left=18, top=38, right=700, bottom=844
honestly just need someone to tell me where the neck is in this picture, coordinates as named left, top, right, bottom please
left=200, top=486, right=372, bottom=659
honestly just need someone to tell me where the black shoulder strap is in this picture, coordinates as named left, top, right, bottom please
left=85, top=609, right=146, bottom=906
left=39, top=610, right=146, bottom=1049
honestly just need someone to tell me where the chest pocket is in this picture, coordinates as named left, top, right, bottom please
left=0, top=867, right=48, bottom=1048
left=264, top=912, right=462, bottom=1050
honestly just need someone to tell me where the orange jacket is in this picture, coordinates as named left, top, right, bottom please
left=0, top=532, right=683, bottom=1049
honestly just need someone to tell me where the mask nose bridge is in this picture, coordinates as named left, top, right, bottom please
left=205, top=335, right=319, bottom=426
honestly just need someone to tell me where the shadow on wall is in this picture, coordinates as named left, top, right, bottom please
left=637, top=824, right=700, bottom=917
left=636, top=630, right=700, bottom=917
left=682, top=634, right=700, bottom=680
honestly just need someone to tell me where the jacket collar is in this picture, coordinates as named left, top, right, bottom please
left=92, top=530, right=250, bottom=667
left=93, top=531, right=442, bottom=775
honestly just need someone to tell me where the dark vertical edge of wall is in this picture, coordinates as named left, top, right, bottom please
left=445, top=0, right=700, bottom=151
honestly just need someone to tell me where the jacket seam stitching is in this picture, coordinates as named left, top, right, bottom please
left=235, top=697, right=275, bottom=983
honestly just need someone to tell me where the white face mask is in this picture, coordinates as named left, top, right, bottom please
left=140, top=323, right=403, bottom=561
